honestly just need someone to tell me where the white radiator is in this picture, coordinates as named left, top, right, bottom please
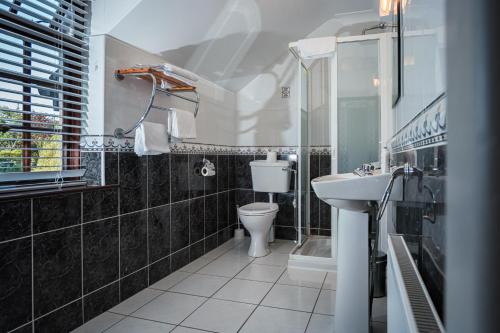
left=387, top=235, right=445, bottom=333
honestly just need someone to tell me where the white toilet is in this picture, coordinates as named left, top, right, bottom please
left=238, top=159, right=291, bottom=257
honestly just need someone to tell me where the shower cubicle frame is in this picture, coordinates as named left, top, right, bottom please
left=288, top=32, right=394, bottom=271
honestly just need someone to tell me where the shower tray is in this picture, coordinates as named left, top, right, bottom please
left=288, top=235, right=337, bottom=271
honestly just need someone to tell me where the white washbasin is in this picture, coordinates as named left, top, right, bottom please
left=311, top=172, right=403, bottom=212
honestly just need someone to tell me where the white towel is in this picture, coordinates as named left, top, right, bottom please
left=168, top=108, right=197, bottom=139
left=297, top=37, right=336, bottom=59
left=159, top=63, right=199, bottom=83
left=134, top=122, right=170, bottom=156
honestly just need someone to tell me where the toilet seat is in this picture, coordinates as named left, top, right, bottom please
left=239, top=202, right=279, bottom=216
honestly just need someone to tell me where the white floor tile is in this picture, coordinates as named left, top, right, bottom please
left=171, top=327, right=207, bottom=333
left=261, top=284, right=320, bottom=312
left=182, top=299, right=256, bottom=333
left=323, top=271, right=337, bottom=290
left=372, top=297, right=387, bottom=323
left=169, top=273, right=230, bottom=297
left=150, top=271, right=192, bottom=291
left=278, top=268, right=326, bottom=289
left=105, top=317, right=175, bottom=333
left=239, top=306, right=311, bottom=333
left=313, top=289, right=336, bottom=315
left=72, top=312, right=123, bottom=333
left=306, top=314, right=335, bottom=333
left=213, top=278, right=273, bottom=304
left=197, top=256, right=251, bottom=277
left=253, top=252, right=289, bottom=267
left=132, top=292, right=206, bottom=325
left=269, top=240, right=297, bottom=254
left=236, top=264, right=285, bottom=283
left=109, top=288, right=164, bottom=315
left=179, top=257, right=213, bottom=273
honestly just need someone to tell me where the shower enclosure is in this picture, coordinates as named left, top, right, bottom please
left=288, top=33, right=392, bottom=271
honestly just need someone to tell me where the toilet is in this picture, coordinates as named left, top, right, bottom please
left=238, top=159, right=291, bottom=257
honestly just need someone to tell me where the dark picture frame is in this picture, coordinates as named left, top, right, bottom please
left=392, top=0, right=403, bottom=107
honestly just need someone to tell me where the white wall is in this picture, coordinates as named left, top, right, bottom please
left=87, top=35, right=237, bottom=146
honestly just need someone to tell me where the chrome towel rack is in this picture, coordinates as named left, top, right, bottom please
left=113, top=67, right=200, bottom=139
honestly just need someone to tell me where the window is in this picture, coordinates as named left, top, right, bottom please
left=0, top=0, right=90, bottom=188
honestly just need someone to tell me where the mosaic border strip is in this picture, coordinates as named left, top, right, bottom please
left=388, top=93, right=447, bottom=154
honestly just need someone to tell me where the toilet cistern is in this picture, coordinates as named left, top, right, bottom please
left=238, top=159, right=291, bottom=257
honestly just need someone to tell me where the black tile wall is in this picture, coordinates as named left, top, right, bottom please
left=120, top=211, right=148, bottom=276
left=33, top=192, right=81, bottom=233
left=0, top=239, right=32, bottom=332
left=391, top=145, right=446, bottom=319
left=82, top=217, right=119, bottom=293
left=309, top=153, right=332, bottom=235
left=189, top=154, right=205, bottom=198
left=33, top=227, right=82, bottom=317
left=0, top=199, right=31, bottom=242
left=0, top=151, right=289, bottom=331
left=119, top=153, right=147, bottom=214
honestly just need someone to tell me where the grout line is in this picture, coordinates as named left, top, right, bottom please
left=303, top=271, right=329, bottom=333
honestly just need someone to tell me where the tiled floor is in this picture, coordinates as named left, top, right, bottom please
left=73, top=238, right=387, bottom=333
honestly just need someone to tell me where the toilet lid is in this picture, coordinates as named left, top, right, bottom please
left=239, top=202, right=279, bottom=215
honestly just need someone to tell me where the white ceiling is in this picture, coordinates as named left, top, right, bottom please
left=94, top=0, right=379, bottom=91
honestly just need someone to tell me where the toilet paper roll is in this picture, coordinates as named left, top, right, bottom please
left=266, top=151, right=277, bottom=162
left=201, top=167, right=216, bottom=177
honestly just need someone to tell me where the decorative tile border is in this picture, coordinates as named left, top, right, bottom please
left=388, top=93, right=447, bottom=154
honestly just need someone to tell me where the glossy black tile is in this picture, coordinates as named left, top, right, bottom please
left=218, top=227, right=231, bottom=246
left=171, top=201, right=189, bottom=252
left=148, top=154, right=170, bottom=208
left=310, top=154, right=320, bottom=181
left=83, top=217, right=119, bottom=293
left=34, top=299, right=82, bottom=333
left=119, top=152, right=147, bottom=214
left=83, top=188, right=118, bottom=222
left=254, top=191, right=268, bottom=203
left=276, top=192, right=294, bottom=227
left=148, top=205, right=170, bottom=263
left=274, top=226, right=296, bottom=241
left=319, top=201, right=331, bottom=230
left=319, top=154, right=331, bottom=176
left=205, top=194, right=217, bottom=236
left=170, top=154, right=189, bottom=203
left=171, top=247, right=189, bottom=272
left=83, top=282, right=119, bottom=322
left=190, top=240, right=204, bottom=260
left=33, top=192, right=81, bottom=233
left=189, top=154, right=205, bottom=198
left=318, top=229, right=332, bottom=237
left=205, top=234, right=218, bottom=253
left=236, top=189, right=254, bottom=207
left=0, top=199, right=31, bottom=242
left=0, top=238, right=32, bottom=332
left=33, top=227, right=81, bottom=317
left=235, top=155, right=254, bottom=189
left=120, top=211, right=148, bottom=276
left=189, top=197, right=204, bottom=244
left=104, top=152, right=119, bottom=185
left=81, top=151, right=101, bottom=186
left=228, top=155, right=236, bottom=189
left=120, top=268, right=148, bottom=301
left=217, top=192, right=229, bottom=230
left=310, top=193, right=320, bottom=229
left=228, top=190, right=237, bottom=225
left=10, top=322, right=32, bottom=333
left=217, top=155, right=229, bottom=192
left=149, top=256, right=171, bottom=285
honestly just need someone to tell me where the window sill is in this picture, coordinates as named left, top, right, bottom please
left=0, top=184, right=118, bottom=201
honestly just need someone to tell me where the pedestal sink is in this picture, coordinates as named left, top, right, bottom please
left=311, top=172, right=402, bottom=333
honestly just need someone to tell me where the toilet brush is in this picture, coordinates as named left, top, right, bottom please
left=234, top=205, right=245, bottom=240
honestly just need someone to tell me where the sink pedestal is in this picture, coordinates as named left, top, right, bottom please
left=335, top=209, right=369, bottom=333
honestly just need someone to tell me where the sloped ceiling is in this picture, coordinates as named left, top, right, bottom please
left=96, top=0, right=379, bottom=91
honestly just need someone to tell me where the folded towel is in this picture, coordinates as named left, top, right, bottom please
left=297, top=37, right=336, bottom=59
left=168, top=108, right=197, bottom=139
left=134, top=121, right=170, bottom=156
left=160, top=63, right=199, bottom=83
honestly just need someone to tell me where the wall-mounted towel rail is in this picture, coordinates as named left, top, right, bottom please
left=113, top=67, right=200, bottom=139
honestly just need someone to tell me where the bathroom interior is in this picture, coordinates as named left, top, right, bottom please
left=1, top=0, right=497, bottom=332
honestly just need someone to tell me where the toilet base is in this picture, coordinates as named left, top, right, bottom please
left=247, top=233, right=270, bottom=257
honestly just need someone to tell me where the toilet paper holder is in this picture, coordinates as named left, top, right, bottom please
left=201, top=158, right=216, bottom=177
